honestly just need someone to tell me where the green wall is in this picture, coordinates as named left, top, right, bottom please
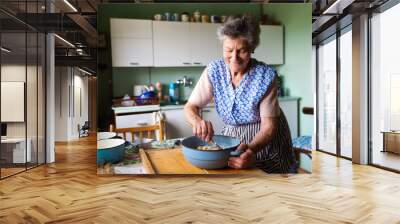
left=97, top=3, right=312, bottom=136
left=112, top=67, right=204, bottom=99
left=263, top=3, right=313, bottom=136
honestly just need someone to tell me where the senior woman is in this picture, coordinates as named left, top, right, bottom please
left=184, top=14, right=296, bottom=173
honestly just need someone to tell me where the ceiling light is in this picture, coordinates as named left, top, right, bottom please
left=323, top=0, right=342, bottom=14
left=78, top=67, right=93, bottom=76
left=323, top=0, right=355, bottom=15
left=63, top=0, right=78, bottom=12
left=54, top=34, right=75, bottom=48
left=1, top=47, right=11, bottom=53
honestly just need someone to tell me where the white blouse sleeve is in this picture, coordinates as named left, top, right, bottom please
left=259, top=77, right=280, bottom=117
left=188, top=68, right=213, bottom=108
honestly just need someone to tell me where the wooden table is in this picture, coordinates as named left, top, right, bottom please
left=139, top=147, right=264, bottom=175
left=381, top=131, right=400, bottom=154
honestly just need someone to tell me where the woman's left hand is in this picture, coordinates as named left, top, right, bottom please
left=228, top=143, right=256, bottom=169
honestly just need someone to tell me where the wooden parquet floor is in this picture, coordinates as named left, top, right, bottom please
left=1, top=135, right=400, bottom=223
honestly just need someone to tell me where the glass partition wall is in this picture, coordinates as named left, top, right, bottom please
left=316, top=27, right=353, bottom=159
left=317, top=35, right=337, bottom=155
left=370, top=3, right=400, bottom=172
left=0, top=3, right=46, bottom=179
left=316, top=1, right=400, bottom=170
left=339, top=28, right=352, bottom=159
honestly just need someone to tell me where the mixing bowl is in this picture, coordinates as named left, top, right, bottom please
left=97, top=138, right=126, bottom=165
left=181, top=135, right=242, bottom=169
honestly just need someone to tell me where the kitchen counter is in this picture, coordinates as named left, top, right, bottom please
left=112, top=97, right=298, bottom=114
left=161, top=103, right=215, bottom=111
left=112, top=102, right=214, bottom=113
left=112, top=104, right=160, bottom=115
left=160, top=104, right=185, bottom=110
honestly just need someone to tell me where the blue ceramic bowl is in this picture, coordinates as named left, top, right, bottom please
left=97, top=132, right=117, bottom=141
left=181, top=135, right=241, bottom=169
left=140, top=91, right=156, bottom=99
left=97, top=139, right=126, bottom=165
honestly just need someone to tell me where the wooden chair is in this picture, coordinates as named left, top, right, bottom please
left=109, top=120, right=165, bottom=142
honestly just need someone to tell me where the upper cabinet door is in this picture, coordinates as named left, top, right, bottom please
left=190, top=23, right=222, bottom=66
left=110, top=18, right=152, bottom=38
left=253, top=25, right=283, bottom=65
left=111, top=38, right=154, bottom=67
left=153, top=21, right=192, bottom=67
left=110, top=18, right=154, bottom=67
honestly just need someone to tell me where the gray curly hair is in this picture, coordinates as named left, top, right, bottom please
left=217, top=14, right=260, bottom=52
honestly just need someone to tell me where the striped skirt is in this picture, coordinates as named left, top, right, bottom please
left=222, top=109, right=297, bottom=173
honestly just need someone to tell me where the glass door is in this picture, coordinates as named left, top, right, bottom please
left=317, top=36, right=337, bottom=155
left=0, top=1, right=47, bottom=179
left=370, top=3, right=400, bottom=171
left=1, top=29, right=28, bottom=178
left=339, top=28, right=352, bottom=158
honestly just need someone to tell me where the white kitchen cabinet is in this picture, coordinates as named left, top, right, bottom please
left=190, top=23, right=222, bottom=66
left=110, top=18, right=152, bottom=38
left=110, top=18, right=154, bottom=67
left=114, top=112, right=156, bottom=129
left=111, top=38, right=153, bottom=67
left=253, top=25, right=283, bottom=65
left=162, top=108, right=193, bottom=139
left=162, top=106, right=224, bottom=139
left=153, top=21, right=192, bottom=67
left=279, top=98, right=300, bottom=139
left=153, top=21, right=222, bottom=67
left=201, top=107, right=225, bottom=135
left=110, top=19, right=283, bottom=67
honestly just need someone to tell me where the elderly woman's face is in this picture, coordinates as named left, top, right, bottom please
left=222, top=36, right=251, bottom=74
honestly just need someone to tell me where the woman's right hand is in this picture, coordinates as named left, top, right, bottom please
left=193, top=119, right=214, bottom=142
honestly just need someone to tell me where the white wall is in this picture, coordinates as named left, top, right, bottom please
left=55, top=66, right=89, bottom=141
left=55, top=67, right=69, bottom=141
left=72, top=72, right=89, bottom=138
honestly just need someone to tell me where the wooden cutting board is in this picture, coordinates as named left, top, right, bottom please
left=139, top=147, right=264, bottom=175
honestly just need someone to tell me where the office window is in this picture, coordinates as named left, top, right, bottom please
left=1, top=19, right=28, bottom=178
left=340, top=28, right=352, bottom=158
left=318, top=36, right=337, bottom=154
left=371, top=3, right=400, bottom=171
left=0, top=1, right=47, bottom=179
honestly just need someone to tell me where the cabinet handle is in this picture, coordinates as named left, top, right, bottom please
left=182, top=62, right=191, bottom=65
left=193, top=62, right=202, bottom=65
left=130, top=62, right=139, bottom=65
left=202, top=109, right=210, bottom=112
left=137, top=122, right=148, bottom=126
